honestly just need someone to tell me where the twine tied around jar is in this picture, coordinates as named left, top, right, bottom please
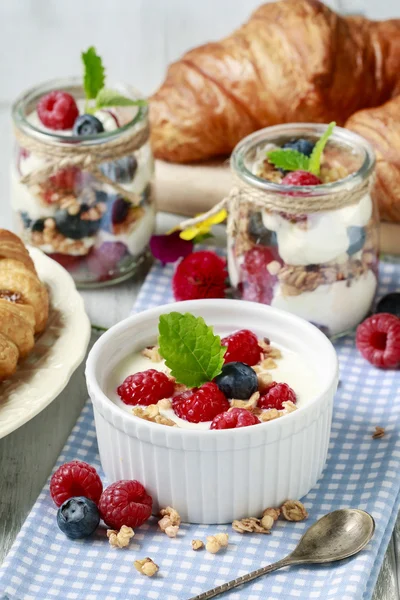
left=14, top=121, right=150, bottom=206
left=178, top=172, right=374, bottom=234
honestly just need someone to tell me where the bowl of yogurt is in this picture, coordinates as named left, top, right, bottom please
left=86, top=299, right=338, bottom=524
left=228, top=123, right=378, bottom=337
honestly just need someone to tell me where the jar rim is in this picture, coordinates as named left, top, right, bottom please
left=12, top=76, right=148, bottom=147
left=230, top=123, right=376, bottom=196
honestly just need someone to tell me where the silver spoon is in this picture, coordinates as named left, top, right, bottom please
left=189, top=508, right=375, bottom=600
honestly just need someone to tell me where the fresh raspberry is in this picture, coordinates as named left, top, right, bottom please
left=172, top=251, right=227, bottom=301
left=243, top=246, right=280, bottom=277
left=50, top=460, right=103, bottom=507
left=98, top=480, right=153, bottom=529
left=48, top=253, right=83, bottom=271
left=240, top=246, right=282, bottom=305
left=258, top=382, right=297, bottom=410
left=222, top=329, right=262, bottom=366
left=37, top=91, right=79, bottom=130
left=49, top=167, right=80, bottom=191
left=356, top=313, right=400, bottom=368
left=117, top=369, right=175, bottom=406
left=281, top=171, right=322, bottom=186
left=172, top=382, right=229, bottom=423
left=210, top=407, right=260, bottom=429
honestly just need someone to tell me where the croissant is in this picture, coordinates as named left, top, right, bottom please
left=0, top=230, right=49, bottom=381
left=346, top=96, right=400, bottom=223
left=150, top=0, right=400, bottom=221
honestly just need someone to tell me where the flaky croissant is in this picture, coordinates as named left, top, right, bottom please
left=0, top=230, right=49, bottom=381
left=150, top=0, right=400, bottom=221
left=346, top=96, right=400, bottom=223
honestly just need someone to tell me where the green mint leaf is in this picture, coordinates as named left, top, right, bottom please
left=158, top=312, right=226, bottom=387
left=82, top=46, right=105, bottom=101
left=308, top=121, right=336, bottom=176
left=267, top=149, right=310, bottom=172
left=96, top=88, right=147, bottom=109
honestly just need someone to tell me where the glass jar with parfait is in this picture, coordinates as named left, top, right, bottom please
left=179, top=122, right=379, bottom=338
left=11, top=47, right=155, bottom=287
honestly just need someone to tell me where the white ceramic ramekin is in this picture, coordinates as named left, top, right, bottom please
left=86, top=299, right=338, bottom=524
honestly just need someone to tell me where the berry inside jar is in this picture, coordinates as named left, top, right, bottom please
left=229, top=123, right=378, bottom=337
left=11, top=48, right=155, bottom=287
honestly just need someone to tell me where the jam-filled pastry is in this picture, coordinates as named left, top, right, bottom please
left=0, top=230, right=49, bottom=381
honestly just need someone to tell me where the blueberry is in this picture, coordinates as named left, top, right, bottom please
left=57, top=496, right=100, bottom=539
left=214, top=362, right=258, bottom=400
left=376, top=293, right=400, bottom=318
left=73, top=114, right=104, bottom=136
left=54, top=207, right=100, bottom=239
left=248, top=212, right=274, bottom=246
left=31, top=218, right=45, bottom=232
left=100, top=155, right=138, bottom=184
left=20, top=211, right=32, bottom=228
left=347, top=226, right=366, bottom=255
left=283, top=138, right=315, bottom=157
left=100, top=195, right=131, bottom=232
left=112, top=197, right=131, bottom=224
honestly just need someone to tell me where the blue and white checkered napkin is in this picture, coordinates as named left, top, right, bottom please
left=1, top=258, right=400, bottom=600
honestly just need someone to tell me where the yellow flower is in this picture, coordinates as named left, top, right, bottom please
left=179, top=209, right=227, bottom=241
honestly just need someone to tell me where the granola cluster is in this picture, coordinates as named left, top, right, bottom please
left=158, top=506, right=181, bottom=538
left=232, top=500, right=308, bottom=534
left=107, top=525, right=135, bottom=549
left=276, top=244, right=377, bottom=297
left=134, top=557, right=159, bottom=577
left=132, top=402, right=176, bottom=427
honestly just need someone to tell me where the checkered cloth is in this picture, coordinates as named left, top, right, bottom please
left=1, top=257, right=400, bottom=600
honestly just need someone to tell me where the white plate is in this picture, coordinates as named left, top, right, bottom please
left=0, top=247, right=91, bottom=439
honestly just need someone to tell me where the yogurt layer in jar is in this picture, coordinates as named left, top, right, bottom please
left=228, top=124, right=378, bottom=337
left=11, top=77, right=155, bottom=287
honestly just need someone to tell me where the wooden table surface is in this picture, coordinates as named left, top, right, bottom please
left=0, top=106, right=398, bottom=599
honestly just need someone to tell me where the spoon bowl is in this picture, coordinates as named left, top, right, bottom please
left=290, top=508, right=375, bottom=564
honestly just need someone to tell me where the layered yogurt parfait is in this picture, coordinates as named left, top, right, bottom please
left=228, top=123, right=379, bottom=337
left=11, top=48, right=154, bottom=286
left=107, top=312, right=318, bottom=430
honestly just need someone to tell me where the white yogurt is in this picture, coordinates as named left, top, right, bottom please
left=261, top=193, right=373, bottom=266
left=271, top=270, right=377, bottom=336
left=107, top=342, right=319, bottom=430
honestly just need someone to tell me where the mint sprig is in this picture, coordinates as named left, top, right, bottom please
left=82, top=47, right=105, bottom=102
left=82, top=46, right=147, bottom=113
left=95, top=88, right=147, bottom=110
left=158, top=313, right=226, bottom=387
left=266, top=149, right=310, bottom=172
left=267, top=122, right=336, bottom=177
left=308, top=122, right=336, bottom=176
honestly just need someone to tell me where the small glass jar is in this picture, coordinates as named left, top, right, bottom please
left=228, top=124, right=379, bottom=337
left=11, top=77, right=155, bottom=287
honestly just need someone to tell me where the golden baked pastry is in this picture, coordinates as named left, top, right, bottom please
left=0, top=230, right=49, bottom=381
left=149, top=0, right=400, bottom=222
left=346, top=96, right=400, bottom=223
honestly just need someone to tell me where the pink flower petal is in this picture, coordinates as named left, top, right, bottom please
left=150, top=232, right=193, bottom=264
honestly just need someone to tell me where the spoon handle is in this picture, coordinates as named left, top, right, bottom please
left=188, top=557, right=293, bottom=600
